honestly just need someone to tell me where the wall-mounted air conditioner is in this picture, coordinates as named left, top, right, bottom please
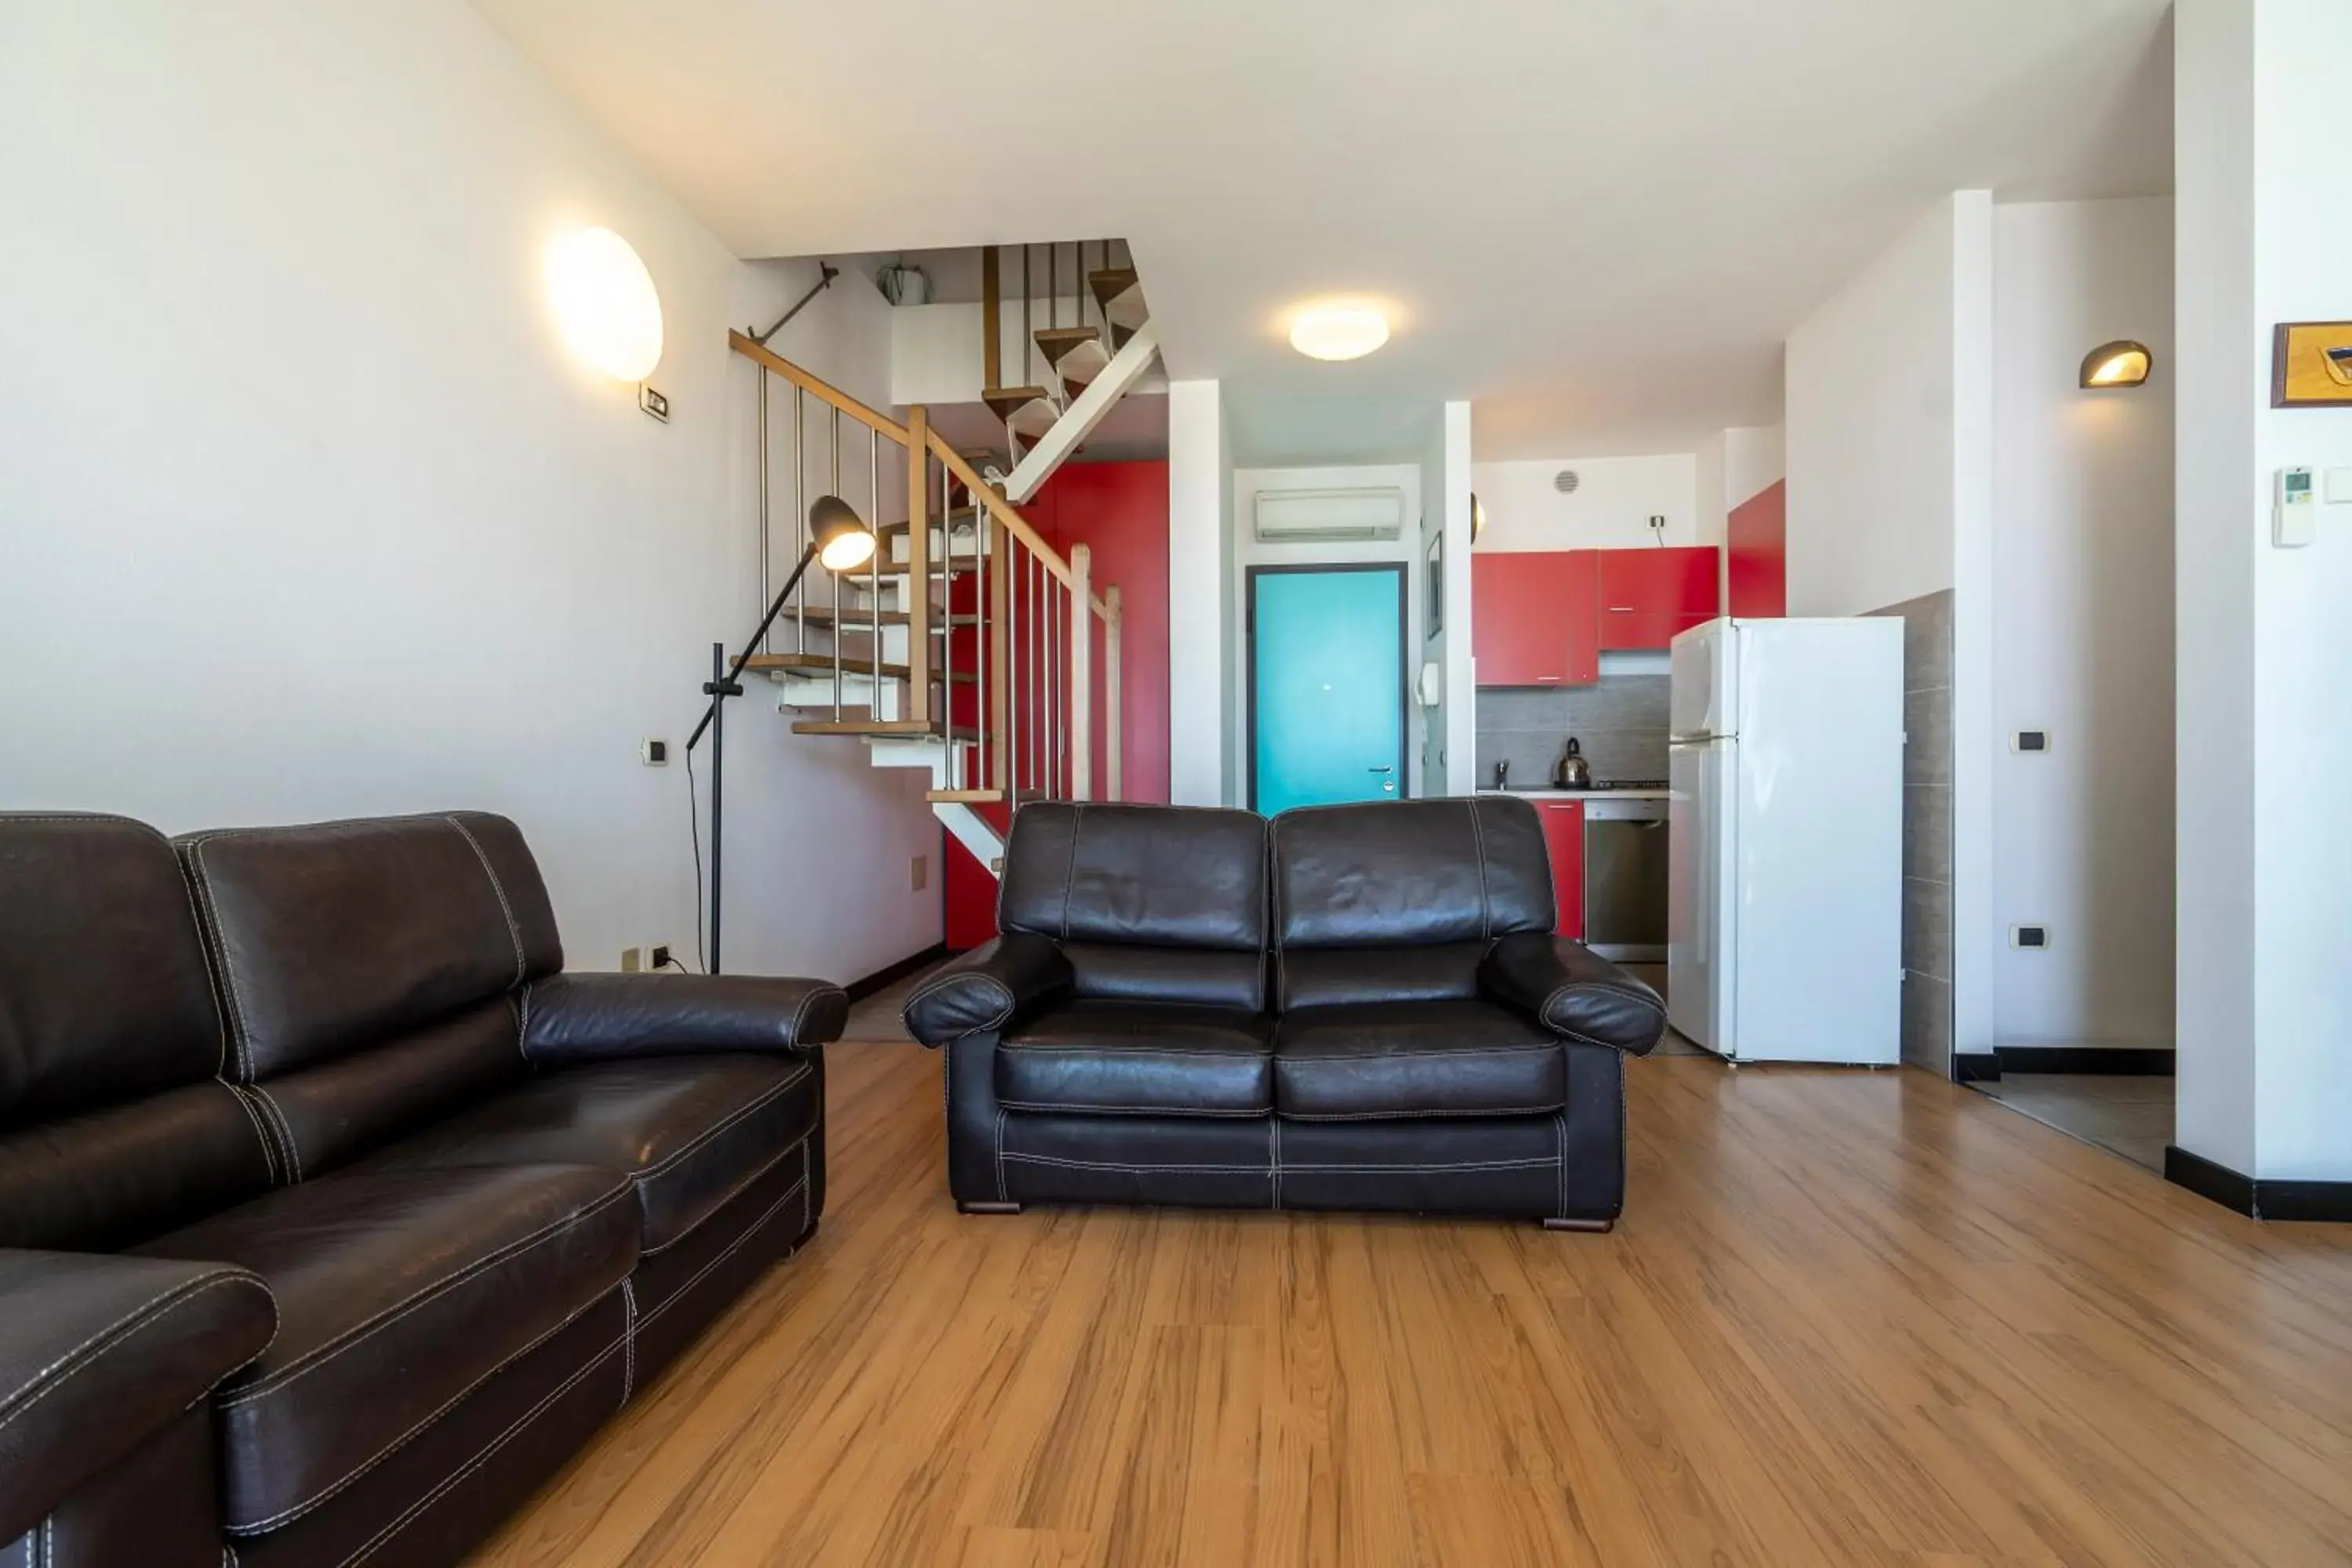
left=1252, top=485, right=1406, bottom=543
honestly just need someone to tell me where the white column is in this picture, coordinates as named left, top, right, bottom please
left=2175, top=0, right=2352, bottom=1186
left=1167, top=378, right=1230, bottom=805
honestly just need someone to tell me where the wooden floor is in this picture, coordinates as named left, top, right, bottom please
left=475, top=1043, right=2352, bottom=1567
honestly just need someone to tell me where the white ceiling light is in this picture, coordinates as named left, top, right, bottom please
left=547, top=227, right=664, bottom=381
left=1289, top=304, right=1390, bottom=362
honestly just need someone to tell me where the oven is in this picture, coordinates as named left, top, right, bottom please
left=1583, top=796, right=1668, bottom=963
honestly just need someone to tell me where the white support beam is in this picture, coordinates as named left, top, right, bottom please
left=1004, top=321, right=1160, bottom=503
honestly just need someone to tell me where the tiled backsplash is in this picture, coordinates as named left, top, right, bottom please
left=1474, top=676, right=1670, bottom=787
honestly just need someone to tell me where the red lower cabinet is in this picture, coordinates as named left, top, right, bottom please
left=1536, top=800, right=1585, bottom=938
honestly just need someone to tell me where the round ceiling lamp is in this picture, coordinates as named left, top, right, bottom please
left=1289, top=304, right=1391, bottom=362
left=2080, top=339, right=2151, bottom=389
left=547, top=227, right=665, bottom=382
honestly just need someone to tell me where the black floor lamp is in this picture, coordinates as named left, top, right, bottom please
left=687, top=495, right=877, bottom=973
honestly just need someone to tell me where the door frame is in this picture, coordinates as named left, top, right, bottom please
left=1244, top=561, right=1410, bottom=813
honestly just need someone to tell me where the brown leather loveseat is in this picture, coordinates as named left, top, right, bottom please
left=0, top=811, right=844, bottom=1567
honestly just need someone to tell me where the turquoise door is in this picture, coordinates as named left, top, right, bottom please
left=1250, top=566, right=1405, bottom=814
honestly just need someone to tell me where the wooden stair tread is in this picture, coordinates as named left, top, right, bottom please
left=926, top=789, right=1005, bottom=804
left=877, top=506, right=982, bottom=537
left=792, top=719, right=995, bottom=741
left=1033, top=326, right=1102, bottom=362
left=785, top=607, right=942, bottom=628
left=982, top=386, right=1055, bottom=422
left=739, top=653, right=977, bottom=684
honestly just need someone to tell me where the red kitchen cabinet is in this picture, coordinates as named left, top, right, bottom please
left=1536, top=800, right=1585, bottom=938
left=1472, top=550, right=1599, bottom=687
left=1598, top=545, right=1719, bottom=651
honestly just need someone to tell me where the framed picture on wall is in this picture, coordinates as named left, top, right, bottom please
left=1425, top=531, right=1444, bottom=634
left=2272, top=321, right=2352, bottom=408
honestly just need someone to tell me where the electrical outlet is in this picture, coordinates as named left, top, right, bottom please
left=650, top=944, right=672, bottom=971
left=620, top=946, right=643, bottom=973
left=2013, top=730, right=2050, bottom=753
left=911, top=855, right=927, bottom=892
left=2011, top=925, right=2049, bottom=950
left=641, top=739, right=670, bottom=766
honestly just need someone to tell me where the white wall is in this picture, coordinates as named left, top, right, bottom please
left=1786, top=199, right=1972, bottom=617
left=1784, top=191, right=1996, bottom=1070
left=1468, top=455, right=1699, bottom=552
left=1165, top=378, right=1229, bottom=804
left=0, top=0, right=939, bottom=982
left=2176, top=0, right=2352, bottom=1183
left=1230, top=464, right=1428, bottom=800
left=1725, top=425, right=1787, bottom=510
left=1991, top=198, right=2176, bottom=1051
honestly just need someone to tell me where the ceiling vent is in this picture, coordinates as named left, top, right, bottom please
left=1553, top=470, right=1581, bottom=495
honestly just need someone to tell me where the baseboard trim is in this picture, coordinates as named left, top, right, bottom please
left=844, top=942, right=948, bottom=1003
left=2165, top=1145, right=2352, bottom=1222
left=1954, top=1052, right=2002, bottom=1083
left=1997, top=1046, right=2176, bottom=1076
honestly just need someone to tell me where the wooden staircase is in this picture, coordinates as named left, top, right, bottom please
left=726, top=334, right=1125, bottom=870
left=977, top=241, right=1162, bottom=503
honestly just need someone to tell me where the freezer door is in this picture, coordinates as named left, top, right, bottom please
left=1670, top=617, right=1736, bottom=740
left=1667, top=737, right=1735, bottom=1054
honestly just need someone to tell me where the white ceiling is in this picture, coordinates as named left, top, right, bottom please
left=477, top=0, right=2172, bottom=460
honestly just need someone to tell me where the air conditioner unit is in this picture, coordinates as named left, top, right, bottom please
left=1252, top=485, right=1406, bottom=543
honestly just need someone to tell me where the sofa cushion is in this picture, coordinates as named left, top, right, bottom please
left=1000, top=803, right=1269, bottom=952
left=133, top=1162, right=637, bottom=1535
left=176, top=812, right=561, bottom=1082
left=358, top=1055, right=820, bottom=1252
left=0, top=813, right=225, bottom=1126
left=1273, top=1001, right=1566, bottom=1120
left=997, top=1002, right=1273, bottom=1116
left=1272, top=797, right=1555, bottom=950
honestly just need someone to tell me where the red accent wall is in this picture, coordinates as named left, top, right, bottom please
left=945, top=459, right=1171, bottom=948
left=1726, top=479, right=1788, bottom=619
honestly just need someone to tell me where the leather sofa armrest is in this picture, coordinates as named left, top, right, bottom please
left=1478, top=932, right=1668, bottom=1056
left=521, top=972, right=848, bottom=1065
left=902, top=933, right=1073, bottom=1047
left=0, top=1250, right=276, bottom=1542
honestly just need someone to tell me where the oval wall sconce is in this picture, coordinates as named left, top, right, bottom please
left=547, top=227, right=664, bottom=382
left=2080, top=339, right=2152, bottom=389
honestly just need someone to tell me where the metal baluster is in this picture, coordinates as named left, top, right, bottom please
left=793, top=388, right=808, bottom=653
left=869, top=427, right=882, bottom=717
left=1048, top=241, right=1058, bottom=332
left=1022, top=245, right=1033, bottom=387
left=757, top=371, right=771, bottom=657
left=976, top=499, right=989, bottom=792
left=830, top=408, right=842, bottom=720
left=1007, top=528, right=1020, bottom=801
left=927, top=463, right=946, bottom=789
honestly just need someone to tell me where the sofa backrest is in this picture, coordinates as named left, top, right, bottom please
left=1000, top=803, right=1269, bottom=1011
left=0, top=814, right=275, bottom=1250
left=1271, top=797, right=1555, bottom=1009
left=176, top=811, right=561, bottom=1178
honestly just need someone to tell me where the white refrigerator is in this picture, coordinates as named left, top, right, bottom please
left=1667, top=617, right=1904, bottom=1065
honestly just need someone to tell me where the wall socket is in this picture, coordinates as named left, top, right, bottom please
left=910, top=855, right=927, bottom=892
left=2011, top=925, right=2049, bottom=950
left=620, top=946, right=643, bottom=973
left=649, top=944, right=672, bottom=971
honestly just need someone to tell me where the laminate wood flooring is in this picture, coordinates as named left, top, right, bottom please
left=474, top=1043, right=2352, bottom=1567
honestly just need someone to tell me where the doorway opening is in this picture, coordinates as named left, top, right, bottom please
left=1247, top=564, right=1406, bottom=815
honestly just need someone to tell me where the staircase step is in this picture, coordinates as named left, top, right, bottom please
left=792, top=719, right=995, bottom=742
left=983, top=385, right=1055, bottom=422
left=739, top=652, right=977, bottom=684
left=1032, top=326, right=1102, bottom=366
left=1036, top=328, right=1112, bottom=398
left=877, top=506, right=982, bottom=539
left=926, top=788, right=1006, bottom=804
left=1087, top=268, right=1148, bottom=347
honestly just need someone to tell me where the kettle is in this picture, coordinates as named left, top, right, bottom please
left=1554, top=738, right=1592, bottom=789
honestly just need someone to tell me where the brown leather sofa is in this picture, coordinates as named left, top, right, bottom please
left=904, top=798, right=1666, bottom=1228
left=0, top=811, right=845, bottom=1567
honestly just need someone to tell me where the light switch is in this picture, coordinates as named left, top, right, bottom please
left=2326, top=466, right=2352, bottom=505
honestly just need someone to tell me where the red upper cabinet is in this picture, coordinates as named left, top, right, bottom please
left=1472, top=550, right=1599, bottom=687
left=1598, top=545, right=1719, bottom=651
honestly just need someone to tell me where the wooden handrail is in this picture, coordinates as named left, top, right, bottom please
left=729, top=332, right=910, bottom=445
left=923, top=431, right=1074, bottom=590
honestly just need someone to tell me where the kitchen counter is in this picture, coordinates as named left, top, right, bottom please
left=1481, top=786, right=1671, bottom=800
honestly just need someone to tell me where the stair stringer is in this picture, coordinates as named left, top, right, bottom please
left=866, top=736, right=1007, bottom=870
